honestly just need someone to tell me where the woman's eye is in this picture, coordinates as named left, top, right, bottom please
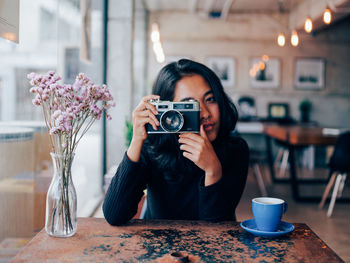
left=206, top=96, right=216, bottom=103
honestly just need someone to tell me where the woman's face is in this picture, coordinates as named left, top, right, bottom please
left=173, top=74, right=220, bottom=142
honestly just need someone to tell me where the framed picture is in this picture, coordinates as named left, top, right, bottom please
left=294, top=58, right=325, bottom=90
left=249, top=57, right=280, bottom=88
left=205, top=57, right=235, bottom=87
left=268, top=103, right=289, bottom=119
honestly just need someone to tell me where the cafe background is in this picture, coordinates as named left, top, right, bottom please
left=0, top=0, right=350, bottom=261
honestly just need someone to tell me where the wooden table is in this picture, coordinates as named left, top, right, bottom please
left=263, top=124, right=339, bottom=201
left=11, top=218, right=344, bottom=262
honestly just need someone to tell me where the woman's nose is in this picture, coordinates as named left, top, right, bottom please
left=200, top=103, right=210, bottom=119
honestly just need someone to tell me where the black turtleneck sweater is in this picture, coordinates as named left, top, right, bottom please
left=103, top=136, right=249, bottom=226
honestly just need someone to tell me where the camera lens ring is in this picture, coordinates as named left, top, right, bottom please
left=159, top=110, right=184, bottom=133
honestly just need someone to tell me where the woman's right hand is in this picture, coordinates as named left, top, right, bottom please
left=132, top=94, right=160, bottom=142
left=127, top=95, right=160, bottom=162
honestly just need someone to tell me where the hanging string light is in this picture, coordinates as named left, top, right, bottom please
left=291, top=30, right=299, bottom=47
left=150, top=23, right=165, bottom=63
left=277, top=33, right=286, bottom=47
left=262, top=54, right=269, bottom=62
left=304, top=0, right=313, bottom=34
left=304, top=17, right=313, bottom=33
left=151, top=23, right=160, bottom=42
left=323, top=8, right=332, bottom=24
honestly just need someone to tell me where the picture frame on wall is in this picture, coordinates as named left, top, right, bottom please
left=294, top=58, right=325, bottom=90
left=205, top=56, right=235, bottom=87
left=249, top=57, right=280, bottom=88
left=268, top=103, right=289, bottom=120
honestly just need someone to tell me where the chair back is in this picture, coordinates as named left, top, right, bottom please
left=329, top=131, right=350, bottom=173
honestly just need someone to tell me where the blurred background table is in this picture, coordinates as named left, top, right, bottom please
left=11, top=218, right=343, bottom=262
left=263, top=124, right=339, bottom=201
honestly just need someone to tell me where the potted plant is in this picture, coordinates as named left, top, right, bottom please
left=125, top=119, right=133, bottom=148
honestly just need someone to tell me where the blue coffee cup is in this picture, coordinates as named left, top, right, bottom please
left=252, top=197, right=288, bottom=232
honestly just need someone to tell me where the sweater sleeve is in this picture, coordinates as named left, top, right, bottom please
left=198, top=137, right=249, bottom=221
left=103, top=152, right=149, bottom=225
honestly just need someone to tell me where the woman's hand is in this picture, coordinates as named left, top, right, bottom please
left=178, top=125, right=222, bottom=186
left=127, top=95, right=160, bottom=162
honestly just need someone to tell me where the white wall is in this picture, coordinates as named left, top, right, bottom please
left=147, top=11, right=350, bottom=128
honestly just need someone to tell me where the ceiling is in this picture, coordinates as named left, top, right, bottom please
left=143, top=0, right=350, bottom=30
left=144, top=0, right=305, bottom=14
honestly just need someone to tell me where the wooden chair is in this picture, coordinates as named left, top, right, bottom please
left=319, top=132, right=350, bottom=217
left=273, top=140, right=290, bottom=179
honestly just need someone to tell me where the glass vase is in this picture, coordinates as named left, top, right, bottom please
left=45, top=152, right=77, bottom=237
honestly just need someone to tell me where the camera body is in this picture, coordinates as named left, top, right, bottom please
left=146, top=99, right=200, bottom=134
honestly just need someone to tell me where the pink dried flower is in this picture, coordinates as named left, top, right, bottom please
left=28, top=71, right=114, bottom=155
left=29, top=87, right=37, bottom=93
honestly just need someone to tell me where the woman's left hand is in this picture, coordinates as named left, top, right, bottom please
left=178, top=125, right=222, bottom=186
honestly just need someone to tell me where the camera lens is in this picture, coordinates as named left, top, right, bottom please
left=160, top=110, right=184, bottom=132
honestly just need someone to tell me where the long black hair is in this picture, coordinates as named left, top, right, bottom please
left=145, top=59, right=238, bottom=181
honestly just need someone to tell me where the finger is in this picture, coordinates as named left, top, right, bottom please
left=141, top=94, right=160, bottom=102
left=180, top=144, right=199, bottom=155
left=135, top=101, right=158, bottom=115
left=134, top=95, right=159, bottom=111
left=144, top=101, right=159, bottom=115
left=137, top=116, right=158, bottom=130
left=148, top=113, right=160, bottom=127
left=179, top=132, right=203, bottom=144
left=182, top=151, right=197, bottom=163
left=135, top=101, right=147, bottom=112
left=178, top=137, right=202, bottom=150
left=136, top=110, right=160, bottom=126
left=200, top=124, right=208, bottom=139
left=134, top=102, right=158, bottom=115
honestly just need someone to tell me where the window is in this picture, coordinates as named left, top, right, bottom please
left=0, top=0, right=104, bottom=243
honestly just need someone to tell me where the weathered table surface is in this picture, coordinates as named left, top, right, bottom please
left=11, top=218, right=344, bottom=263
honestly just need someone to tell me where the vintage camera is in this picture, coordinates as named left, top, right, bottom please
left=146, top=99, right=200, bottom=134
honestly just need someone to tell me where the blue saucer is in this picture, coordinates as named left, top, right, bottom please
left=240, top=219, right=294, bottom=238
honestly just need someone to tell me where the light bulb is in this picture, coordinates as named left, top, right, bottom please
left=262, top=55, right=269, bottom=62
left=259, top=62, right=266, bottom=70
left=323, top=8, right=332, bottom=24
left=277, top=33, right=286, bottom=47
left=151, top=31, right=160, bottom=42
left=291, top=30, right=299, bottom=47
left=156, top=53, right=165, bottom=63
left=304, top=17, right=313, bottom=33
left=151, top=23, right=160, bottom=42
left=153, top=42, right=162, bottom=53
left=249, top=68, right=256, bottom=77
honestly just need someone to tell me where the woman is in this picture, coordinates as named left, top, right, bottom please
left=103, top=59, right=249, bottom=225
